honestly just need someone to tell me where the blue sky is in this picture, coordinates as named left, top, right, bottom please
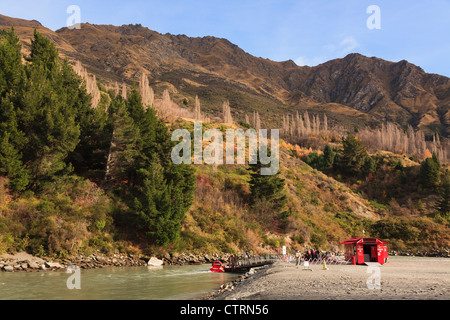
left=1, top=0, right=450, bottom=77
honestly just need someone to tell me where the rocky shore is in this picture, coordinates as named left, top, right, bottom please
left=0, top=252, right=148, bottom=272
left=0, top=251, right=232, bottom=272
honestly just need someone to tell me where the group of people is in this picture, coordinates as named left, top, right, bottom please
left=294, top=248, right=322, bottom=266
left=304, top=249, right=321, bottom=261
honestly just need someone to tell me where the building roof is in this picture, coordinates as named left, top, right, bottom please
left=340, top=237, right=388, bottom=245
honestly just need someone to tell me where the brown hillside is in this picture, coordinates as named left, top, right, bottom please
left=1, top=15, right=449, bottom=137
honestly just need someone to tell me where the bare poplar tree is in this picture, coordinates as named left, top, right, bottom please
left=158, top=89, right=172, bottom=118
left=357, top=122, right=440, bottom=161
left=298, top=115, right=305, bottom=137
left=139, top=72, right=154, bottom=109
left=152, top=89, right=191, bottom=121
left=114, top=82, right=120, bottom=97
left=73, top=60, right=101, bottom=109
left=407, top=125, right=416, bottom=155
left=194, top=95, right=202, bottom=120
left=304, top=111, right=311, bottom=136
left=289, top=115, right=295, bottom=137
left=121, top=83, right=127, bottom=100
left=418, top=131, right=426, bottom=158
left=286, top=114, right=291, bottom=137
left=311, top=115, right=316, bottom=134
left=88, top=74, right=101, bottom=109
left=223, top=101, right=233, bottom=124
left=74, top=60, right=83, bottom=76
left=294, top=111, right=300, bottom=137
left=432, top=134, right=438, bottom=155
left=255, top=112, right=261, bottom=131
left=244, top=113, right=250, bottom=126
left=316, top=115, right=321, bottom=135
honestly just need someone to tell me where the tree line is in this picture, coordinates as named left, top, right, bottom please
left=0, top=28, right=195, bottom=247
left=305, top=134, right=449, bottom=219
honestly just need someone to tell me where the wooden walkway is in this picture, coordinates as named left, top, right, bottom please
left=225, top=255, right=280, bottom=272
left=211, top=254, right=351, bottom=273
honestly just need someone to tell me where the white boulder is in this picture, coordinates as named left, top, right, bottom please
left=148, top=257, right=164, bottom=266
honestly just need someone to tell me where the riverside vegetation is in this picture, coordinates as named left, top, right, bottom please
left=0, top=29, right=449, bottom=269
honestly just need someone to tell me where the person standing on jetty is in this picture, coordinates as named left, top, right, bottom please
left=295, top=250, right=302, bottom=267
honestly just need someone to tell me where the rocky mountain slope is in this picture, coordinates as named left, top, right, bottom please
left=1, top=14, right=449, bottom=137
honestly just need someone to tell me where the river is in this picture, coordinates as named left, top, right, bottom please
left=0, top=264, right=240, bottom=300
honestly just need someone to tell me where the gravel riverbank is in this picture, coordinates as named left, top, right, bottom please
left=204, top=257, right=450, bottom=300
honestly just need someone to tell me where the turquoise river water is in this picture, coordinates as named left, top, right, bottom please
left=0, top=264, right=240, bottom=300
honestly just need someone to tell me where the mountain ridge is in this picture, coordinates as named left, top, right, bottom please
left=1, top=14, right=449, bottom=137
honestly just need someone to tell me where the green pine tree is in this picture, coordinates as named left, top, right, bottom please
left=436, top=171, right=449, bottom=217
left=0, top=28, right=29, bottom=191
left=104, top=96, right=140, bottom=186
left=0, top=130, right=29, bottom=191
left=339, top=133, right=368, bottom=176
left=134, top=162, right=190, bottom=245
left=420, top=152, right=441, bottom=189
left=110, top=88, right=195, bottom=245
left=0, top=28, right=25, bottom=100
left=323, top=144, right=336, bottom=170
left=27, top=29, right=59, bottom=77
left=248, top=161, right=287, bottom=212
left=363, top=156, right=377, bottom=176
left=19, top=30, right=81, bottom=182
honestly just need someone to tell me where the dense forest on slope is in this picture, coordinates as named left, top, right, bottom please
left=0, top=29, right=195, bottom=257
left=0, top=29, right=449, bottom=260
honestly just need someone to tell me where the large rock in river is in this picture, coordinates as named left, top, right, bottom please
left=148, top=257, right=164, bottom=266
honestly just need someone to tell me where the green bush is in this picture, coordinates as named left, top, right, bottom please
left=310, top=231, right=326, bottom=248
left=369, top=217, right=446, bottom=249
left=334, top=211, right=371, bottom=237
left=291, top=234, right=305, bottom=245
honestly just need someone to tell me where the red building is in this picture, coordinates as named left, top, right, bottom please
left=341, top=238, right=389, bottom=265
